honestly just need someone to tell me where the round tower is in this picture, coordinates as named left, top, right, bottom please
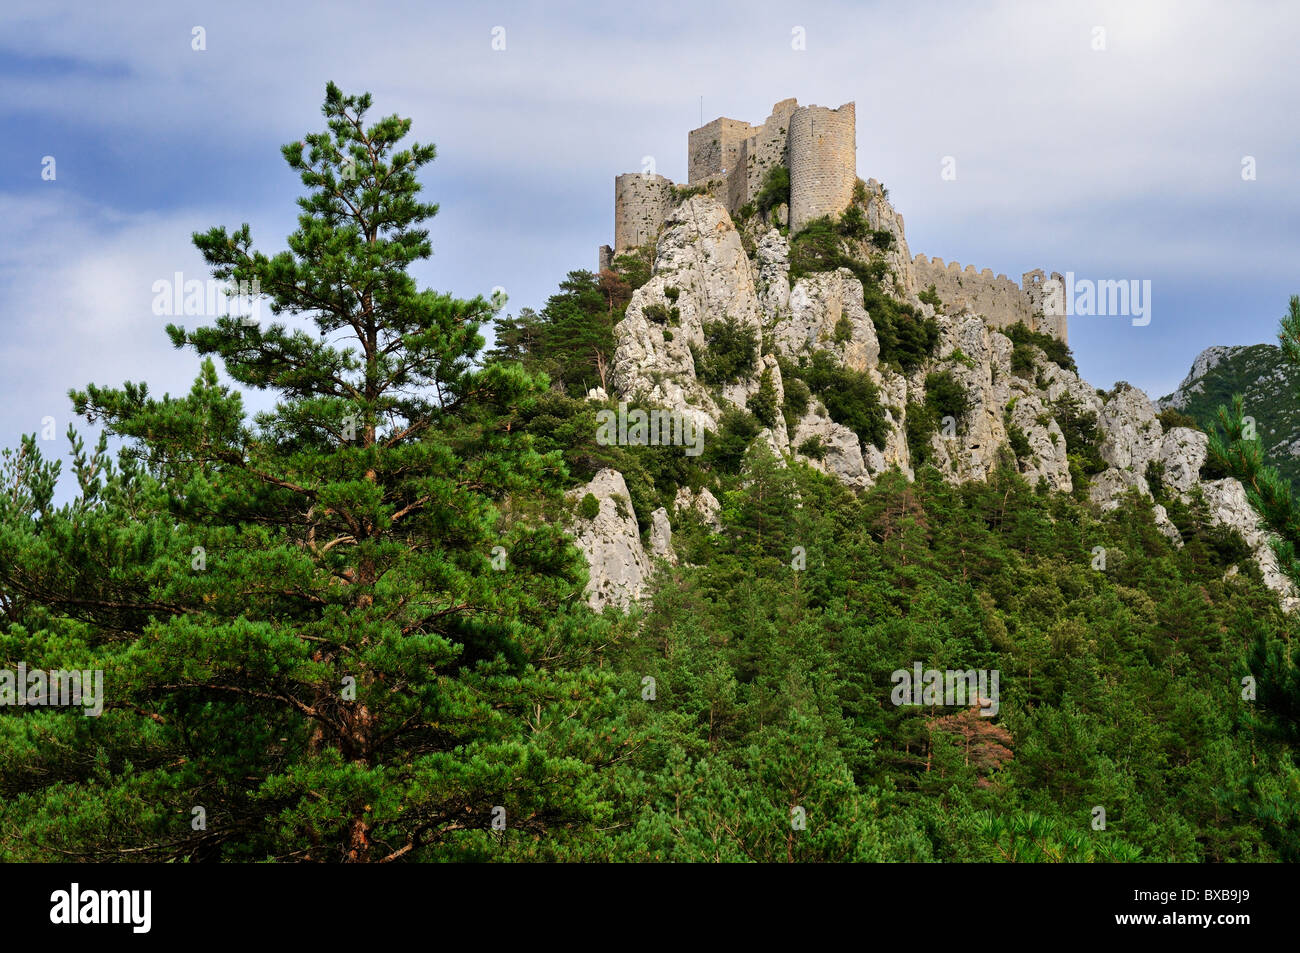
left=614, top=173, right=675, bottom=253
left=788, top=102, right=856, bottom=233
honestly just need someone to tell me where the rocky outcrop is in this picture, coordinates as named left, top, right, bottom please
left=649, top=507, right=677, bottom=564
left=1099, top=383, right=1164, bottom=473
left=1200, top=478, right=1300, bottom=611
left=674, top=486, right=722, bottom=532
left=611, top=196, right=765, bottom=434
left=600, top=184, right=1296, bottom=613
left=775, top=269, right=879, bottom=372
left=791, top=410, right=872, bottom=489
left=567, top=469, right=654, bottom=611
left=755, top=228, right=791, bottom=318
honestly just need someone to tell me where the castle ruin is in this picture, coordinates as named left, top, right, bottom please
left=601, top=98, right=1066, bottom=343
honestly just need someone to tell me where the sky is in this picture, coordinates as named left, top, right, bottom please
left=1, top=0, right=1297, bottom=488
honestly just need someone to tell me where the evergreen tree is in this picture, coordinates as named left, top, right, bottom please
left=0, top=84, right=614, bottom=862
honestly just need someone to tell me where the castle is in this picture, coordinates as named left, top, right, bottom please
left=601, top=98, right=1067, bottom=343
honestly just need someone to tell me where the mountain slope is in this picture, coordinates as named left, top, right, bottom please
left=1159, top=343, right=1300, bottom=490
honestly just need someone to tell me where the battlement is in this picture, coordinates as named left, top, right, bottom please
left=913, top=255, right=1068, bottom=343
left=602, top=97, right=1065, bottom=344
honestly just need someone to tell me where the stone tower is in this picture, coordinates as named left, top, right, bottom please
left=605, top=98, right=858, bottom=260
left=787, top=102, right=857, bottom=232
left=613, top=173, right=676, bottom=256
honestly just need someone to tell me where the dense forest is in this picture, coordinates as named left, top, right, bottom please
left=1, top=86, right=1297, bottom=863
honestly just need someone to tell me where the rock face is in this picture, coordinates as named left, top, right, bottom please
left=1159, top=342, right=1300, bottom=493
left=1200, top=479, right=1300, bottom=612
left=649, top=507, right=677, bottom=564
left=673, top=486, right=722, bottom=532
left=567, top=469, right=654, bottom=612
left=612, top=196, right=766, bottom=434
left=592, top=183, right=1297, bottom=613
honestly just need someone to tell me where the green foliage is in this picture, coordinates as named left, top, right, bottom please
left=784, top=351, right=888, bottom=451
left=1053, top=393, right=1107, bottom=479
left=781, top=375, right=811, bottom=433
left=493, top=269, right=616, bottom=396
left=833, top=314, right=853, bottom=344
left=1004, top=405, right=1033, bottom=463
left=748, top=369, right=780, bottom=429
left=670, top=183, right=708, bottom=202
left=1161, top=340, right=1300, bottom=491
left=838, top=204, right=868, bottom=240
left=754, top=164, right=790, bottom=219
left=1157, top=407, right=1200, bottom=431
left=643, top=303, right=671, bottom=324
left=704, top=406, right=761, bottom=474
left=3, top=84, right=616, bottom=863
left=4, top=89, right=1295, bottom=867
left=578, top=492, right=601, bottom=520
left=1011, top=343, right=1037, bottom=377
left=918, top=284, right=943, bottom=311
left=787, top=216, right=939, bottom=374
left=797, top=435, right=827, bottom=460
left=908, top=372, right=971, bottom=467
left=1003, top=321, right=1077, bottom=374
left=612, top=242, right=654, bottom=291
left=694, top=316, right=758, bottom=386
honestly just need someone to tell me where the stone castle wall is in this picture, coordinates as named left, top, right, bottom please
left=741, top=98, right=799, bottom=210
left=687, top=118, right=754, bottom=185
left=912, top=256, right=1068, bottom=342
left=614, top=172, right=676, bottom=253
left=605, top=98, right=1066, bottom=343
left=788, top=102, right=857, bottom=232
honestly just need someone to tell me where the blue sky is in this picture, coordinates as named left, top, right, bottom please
left=1, top=0, right=1297, bottom=484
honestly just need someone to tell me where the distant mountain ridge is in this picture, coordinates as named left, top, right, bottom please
left=1159, top=343, right=1300, bottom=490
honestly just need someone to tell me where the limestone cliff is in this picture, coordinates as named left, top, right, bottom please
left=583, top=188, right=1296, bottom=613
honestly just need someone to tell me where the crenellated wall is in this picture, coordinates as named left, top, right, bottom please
left=912, top=256, right=1067, bottom=342
left=603, top=97, right=1066, bottom=343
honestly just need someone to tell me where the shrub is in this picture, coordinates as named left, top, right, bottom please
left=799, top=350, right=888, bottom=450
left=754, top=164, right=791, bottom=218
left=781, top=374, right=811, bottom=431
left=918, top=284, right=943, bottom=311
left=1145, top=460, right=1167, bottom=500
left=643, top=302, right=671, bottom=324
left=1011, top=344, right=1036, bottom=377
left=833, top=314, right=853, bottom=344
left=749, top=369, right=781, bottom=428
left=1157, top=407, right=1200, bottom=431
left=578, top=492, right=601, bottom=520
left=1053, top=393, right=1106, bottom=475
left=706, top=406, right=761, bottom=473
left=907, top=401, right=938, bottom=465
left=612, top=243, right=654, bottom=291
left=839, top=204, right=868, bottom=240
left=694, top=315, right=758, bottom=385
left=924, top=370, right=970, bottom=424
left=1004, top=320, right=1077, bottom=373
left=797, top=435, right=827, bottom=460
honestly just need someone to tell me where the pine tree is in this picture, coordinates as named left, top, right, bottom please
left=0, top=84, right=613, bottom=862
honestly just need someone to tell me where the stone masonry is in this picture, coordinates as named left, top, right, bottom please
left=603, top=96, right=1066, bottom=343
